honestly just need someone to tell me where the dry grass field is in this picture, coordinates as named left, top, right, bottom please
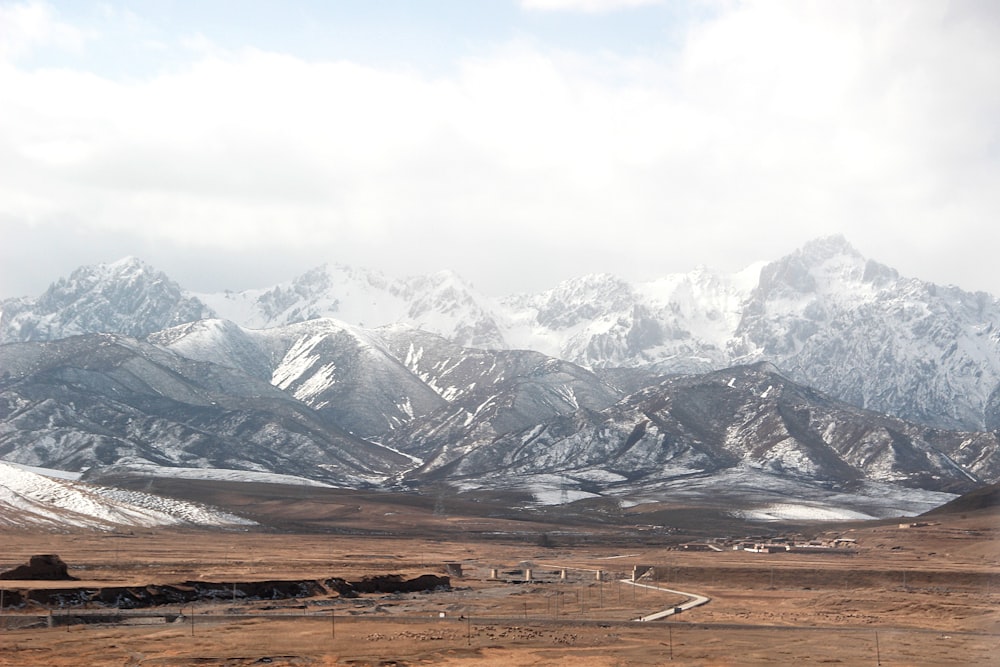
left=1, top=481, right=998, bottom=665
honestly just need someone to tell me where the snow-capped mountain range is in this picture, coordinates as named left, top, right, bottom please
left=3, top=236, right=998, bottom=432
left=2, top=236, right=999, bottom=523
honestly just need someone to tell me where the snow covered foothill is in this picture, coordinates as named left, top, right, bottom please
left=456, top=465, right=958, bottom=520
left=86, top=463, right=336, bottom=487
left=732, top=504, right=877, bottom=522
left=0, top=462, right=255, bottom=530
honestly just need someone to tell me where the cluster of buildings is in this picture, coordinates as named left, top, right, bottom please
left=677, top=536, right=858, bottom=554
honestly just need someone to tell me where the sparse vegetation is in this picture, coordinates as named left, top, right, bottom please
left=0, top=487, right=996, bottom=665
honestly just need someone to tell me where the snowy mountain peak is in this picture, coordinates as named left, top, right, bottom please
left=0, top=258, right=214, bottom=344
left=107, top=255, right=147, bottom=271
left=733, top=241, right=1000, bottom=429
left=6, top=237, right=1000, bottom=431
left=800, top=234, right=862, bottom=260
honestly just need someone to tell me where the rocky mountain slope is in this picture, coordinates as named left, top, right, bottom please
left=3, top=238, right=998, bottom=431
left=0, top=257, right=214, bottom=344
left=149, top=318, right=448, bottom=440
left=730, top=236, right=1000, bottom=430
left=435, top=362, right=995, bottom=491
left=148, top=318, right=624, bottom=451
left=374, top=326, right=623, bottom=467
left=0, top=327, right=995, bottom=519
left=0, top=334, right=411, bottom=486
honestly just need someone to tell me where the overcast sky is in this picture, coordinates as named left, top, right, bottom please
left=1, top=0, right=998, bottom=299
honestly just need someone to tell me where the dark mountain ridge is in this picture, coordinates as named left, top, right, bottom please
left=0, top=334, right=409, bottom=485
left=436, top=362, right=993, bottom=494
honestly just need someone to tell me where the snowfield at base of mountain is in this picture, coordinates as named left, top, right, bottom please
left=0, top=462, right=255, bottom=530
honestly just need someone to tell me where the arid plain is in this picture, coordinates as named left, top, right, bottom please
left=1, top=479, right=997, bottom=666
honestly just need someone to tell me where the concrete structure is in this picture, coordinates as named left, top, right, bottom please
left=745, top=544, right=789, bottom=553
left=680, top=543, right=723, bottom=552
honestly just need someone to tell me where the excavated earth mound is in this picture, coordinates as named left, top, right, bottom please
left=0, top=573, right=450, bottom=610
left=0, top=555, right=78, bottom=581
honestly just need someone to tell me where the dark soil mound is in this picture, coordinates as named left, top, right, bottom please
left=326, top=574, right=450, bottom=597
left=0, top=555, right=78, bottom=581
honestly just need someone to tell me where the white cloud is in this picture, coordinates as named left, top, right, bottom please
left=0, top=1, right=91, bottom=60
left=519, top=0, right=665, bottom=12
left=0, top=1, right=998, bottom=297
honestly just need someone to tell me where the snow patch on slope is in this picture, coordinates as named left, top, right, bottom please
left=96, top=464, right=336, bottom=487
left=0, top=462, right=254, bottom=530
left=733, top=503, right=876, bottom=522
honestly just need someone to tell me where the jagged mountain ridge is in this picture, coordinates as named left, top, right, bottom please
left=0, top=257, right=214, bottom=343
left=198, top=265, right=507, bottom=349
left=3, top=237, right=1000, bottom=430
left=729, top=237, right=1000, bottom=430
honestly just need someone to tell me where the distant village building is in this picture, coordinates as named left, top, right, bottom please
left=787, top=544, right=832, bottom=554
left=680, top=543, right=722, bottom=552
left=745, top=543, right=789, bottom=553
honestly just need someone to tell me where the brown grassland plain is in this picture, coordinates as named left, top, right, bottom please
left=0, top=481, right=998, bottom=666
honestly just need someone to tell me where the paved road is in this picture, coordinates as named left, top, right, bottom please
left=621, top=579, right=711, bottom=621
